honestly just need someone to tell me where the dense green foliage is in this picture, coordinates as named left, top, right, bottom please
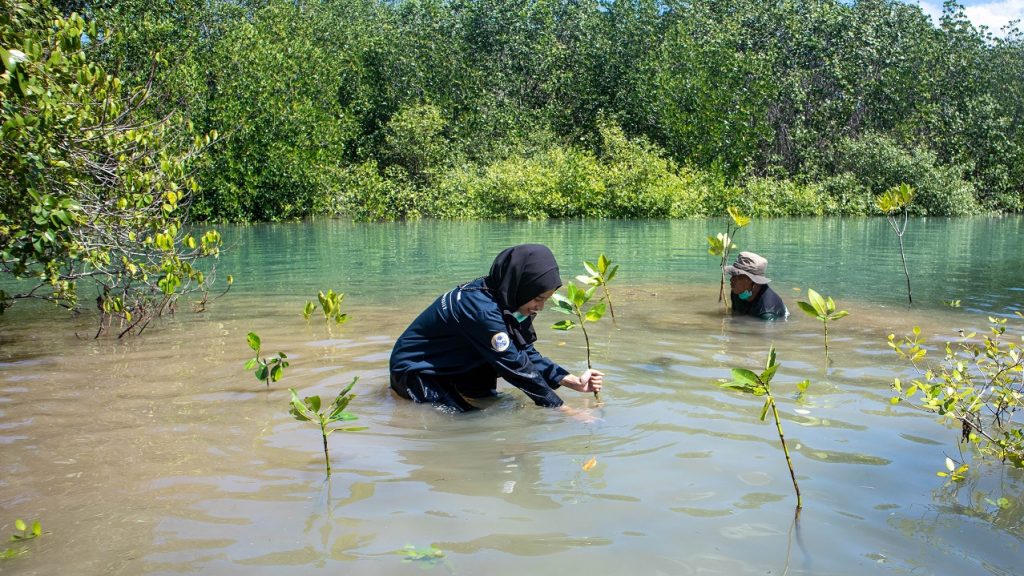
left=0, top=0, right=222, bottom=326
left=27, top=0, right=1024, bottom=221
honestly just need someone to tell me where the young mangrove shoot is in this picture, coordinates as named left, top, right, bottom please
left=576, top=254, right=619, bottom=324
left=876, top=183, right=914, bottom=304
left=796, top=289, right=849, bottom=361
left=2, top=519, right=44, bottom=559
left=245, top=332, right=289, bottom=386
left=551, top=282, right=608, bottom=402
left=707, top=207, right=751, bottom=308
left=719, top=345, right=807, bottom=512
left=288, top=379, right=366, bottom=476
left=889, top=312, right=1024, bottom=478
left=303, top=289, right=349, bottom=324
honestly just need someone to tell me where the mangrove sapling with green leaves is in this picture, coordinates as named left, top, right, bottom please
left=876, top=183, right=915, bottom=304
left=796, top=289, right=849, bottom=361
left=551, top=282, right=608, bottom=401
left=719, top=346, right=809, bottom=512
left=888, top=313, right=1024, bottom=480
left=707, top=207, right=751, bottom=308
left=576, top=254, right=619, bottom=324
left=2, top=519, right=44, bottom=560
left=288, top=379, right=366, bottom=476
left=245, top=332, right=289, bottom=386
left=303, top=289, right=349, bottom=324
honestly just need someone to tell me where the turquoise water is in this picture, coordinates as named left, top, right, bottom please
left=0, top=217, right=1021, bottom=575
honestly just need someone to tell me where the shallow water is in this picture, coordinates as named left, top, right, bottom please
left=1, top=217, right=1022, bottom=575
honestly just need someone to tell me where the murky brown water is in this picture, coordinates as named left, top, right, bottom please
left=1, top=219, right=1022, bottom=575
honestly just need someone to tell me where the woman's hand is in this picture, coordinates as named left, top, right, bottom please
left=561, top=369, right=604, bottom=394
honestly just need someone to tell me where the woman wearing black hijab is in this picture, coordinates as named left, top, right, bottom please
left=389, top=244, right=603, bottom=412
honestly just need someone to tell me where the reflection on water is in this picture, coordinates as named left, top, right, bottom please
left=1, top=218, right=1022, bottom=575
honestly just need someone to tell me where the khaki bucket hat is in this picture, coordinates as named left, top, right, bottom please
left=724, top=251, right=771, bottom=284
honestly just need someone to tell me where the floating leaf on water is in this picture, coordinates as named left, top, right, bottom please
left=582, top=456, right=597, bottom=471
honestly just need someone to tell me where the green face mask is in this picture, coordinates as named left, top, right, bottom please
left=512, top=311, right=529, bottom=323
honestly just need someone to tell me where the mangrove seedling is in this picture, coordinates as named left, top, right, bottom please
left=707, top=206, right=751, bottom=308
left=889, top=312, right=1024, bottom=477
left=9, top=519, right=41, bottom=542
left=876, top=183, right=914, bottom=304
left=304, top=289, right=349, bottom=323
left=551, top=282, right=607, bottom=401
left=796, top=289, right=849, bottom=361
left=245, top=332, right=289, bottom=386
left=2, top=519, right=44, bottom=559
left=288, top=379, right=366, bottom=476
left=576, top=254, right=619, bottom=324
left=398, top=544, right=446, bottom=566
left=719, top=345, right=807, bottom=511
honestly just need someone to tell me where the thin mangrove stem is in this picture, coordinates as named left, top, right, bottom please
left=320, top=423, right=331, bottom=476
left=823, top=321, right=829, bottom=360
left=898, top=234, right=912, bottom=304
left=770, top=395, right=802, bottom=509
left=604, top=285, right=616, bottom=324
left=580, top=319, right=600, bottom=402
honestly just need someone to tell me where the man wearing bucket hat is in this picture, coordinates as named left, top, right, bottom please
left=724, top=251, right=789, bottom=320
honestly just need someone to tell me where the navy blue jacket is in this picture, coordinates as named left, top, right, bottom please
left=730, top=284, right=789, bottom=320
left=390, top=278, right=569, bottom=407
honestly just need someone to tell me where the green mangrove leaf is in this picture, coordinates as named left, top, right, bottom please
left=731, top=368, right=759, bottom=387
left=584, top=301, right=607, bottom=322
left=552, top=320, right=576, bottom=330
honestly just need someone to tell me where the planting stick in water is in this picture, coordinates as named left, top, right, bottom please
left=719, top=346, right=808, bottom=511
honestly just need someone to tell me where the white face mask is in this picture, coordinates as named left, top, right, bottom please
left=512, top=311, right=529, bottom=323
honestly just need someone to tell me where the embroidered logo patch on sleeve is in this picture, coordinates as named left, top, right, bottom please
left=491, top=331, right=510, bottom=352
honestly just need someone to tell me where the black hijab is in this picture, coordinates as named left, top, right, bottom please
left=484, top=244, right=562, bottom=345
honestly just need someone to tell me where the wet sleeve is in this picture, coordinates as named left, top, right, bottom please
left=454, top=293, right=564, bottom=407
left=525, top=345, right=570, bottom=388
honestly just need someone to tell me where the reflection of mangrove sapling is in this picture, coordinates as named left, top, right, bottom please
left=576, top=254, right=619, bottom=324
left=876, top=183, right=914, bottom=304
left=551, top=282, right=607, bottom=401
left=888, top=313, right=1024, bottom=478
left=288, top=379, right=366, bottom=476
left=303, top=289, right=349, bottom=324
left=796, top=289, right=849, bottom=361
left=245, top=332, right=289, bottom=386
left=707, top=207, right=751, bottom=308
left=719, top=346, right=809, bottom=511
